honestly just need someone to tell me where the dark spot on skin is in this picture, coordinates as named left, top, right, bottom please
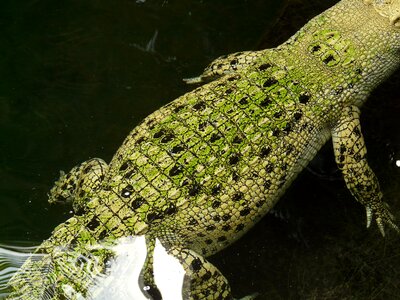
left=78, top=190, right=85, bottom=198
left=217, top=236, right=227, bottom=242
left=209, top=133, right=222, bottom=143
left=232, top=136, right=243, bottom=144
left=340, top=144, right=346, bottom=154
left=334, top=86, right=344, bottom=95
left=293, top=111, right=303, bottom=121
left=239, top=97, right=248, bottom=105
left=272, top=129, right=280, bottom=137
left=197, top=232, right=205, bottom=237
left=131, top=197, right=146, bottom=210
left=311, top=45, right=321, bottom=53
left=153, top=130, right=165, bottom=138
left=147, top=212, right=161, bottom=222
left=263, top=78, right=278, bottom=88
left=222, top=215, right=231, bottom=222
left=211, top=184, right=221, bottom=196
left=123, top=169, right=135, bottom=179
left=230, top=59, right=238, bottom=69
left=281, top=163, right=288, bottom=171
left=191, top=258, right=203, bottom=272
left=188, top=184, right=201, bottom=196
left=240, top=208, right=251, bottom=216
left=260, top=147, right=271, bottom=158
left=171, top=145, right=185, bottom=154
left=135, top=137, right=145, bottom=145
left=213, top=215, right=221, bottom=222
left=339, top=155, right=345, bottom=162
left=235, top=224, right=245, bottom=232
left=189, top=218, right=198, bottom=225
left=83, top=166, right=92, bottom=174
left=286, top=145, right=294, bottom=155
left=206, top=225, right=216, bottom=231
left=323, top=54, right=335, bottom=64
left=169, top=165, right=183, bottom=177
left=299, top=93, right=310, bottom=104
left=222, top=224, right=231, bottom=231
left=164, top=204, right=177, bottom=215
left=146, top=119, right=155, bottom=130
left=217, top=63, right=223, bottom=69
left=258, top=63, right=272, bottom=71
left=227, top=75, right=239, bottom=81
left=355, top=68, right=362, bottom=75
left=121, top=185, right=133, bottom=198
left=283, top=123, right=292, bottom=133
left=202, top=271, right=212, bottom=281
left=212, top=201, right=220, bottom=208
left=205, top=239, right=213, bottom=245
left=181, top=179, right=189, bottom=187
left=193, top=101, right=206, bottom=111
left=353, top=127, right=361, bottom=137
left=232, top=172, right=239, bottom=181
left=260, top=97, right=272, bottom=107
left=256, top=200, right=265, bottom=208
left=354, top=153, right=362, bottom=162
left=161, top=134, right=175, bottom=143
left=87, top=217, right=100, bottom=230
left=225, top=88, right=233, bottom=95
left=75, top=206, right=85, bottom=216
left=274, top=111, right=283, bottom=118
left=142, top=284, right=162, bottom=300
left=232, top=192, right=243, bottom=202
left=198, top=122, right=208, bottom=131
left=229, top=154, right=240, bottom=165
left=98, top=230, right=108, bottom=240
left=266, top=164, right=274, bottom=173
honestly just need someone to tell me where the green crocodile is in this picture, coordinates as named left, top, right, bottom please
left=6, top=0, right=400, bottom=299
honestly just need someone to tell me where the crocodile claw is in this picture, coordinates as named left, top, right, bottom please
left=183, top=76, right=204, bottom=84
left=366, top=206, right=372, bottom=228
left=366, top=202, right=400, bottom=237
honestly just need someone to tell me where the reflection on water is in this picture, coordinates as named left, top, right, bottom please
left=1, top=237, right=188, bottom=300
left=0, top=244, right=40, bottom=298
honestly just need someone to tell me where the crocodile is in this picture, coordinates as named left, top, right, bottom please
left=6, top=0, right=400, bottom=299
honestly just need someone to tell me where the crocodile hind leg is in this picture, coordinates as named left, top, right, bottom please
left=138, top=237, right=232, bottom=300
left=139, top=238, right=256, bottom=300
left=168, top=246, right=232, bottom=300
left=48, top=158, right=108, bottom=214
left=184, top=50, right=264, bottom=84
left=331, top=105, right=399, bottom=235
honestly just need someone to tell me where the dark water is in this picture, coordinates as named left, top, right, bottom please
left=1, top=0, right=400, bottom=299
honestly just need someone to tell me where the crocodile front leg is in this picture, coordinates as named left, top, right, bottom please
left=48, top=158, right=108, bottom=214
left=184, top=50, right=264, bottom=84
left=331, top=105, right=398, bottom=235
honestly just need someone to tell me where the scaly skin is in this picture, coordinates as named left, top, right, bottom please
left=7, top=0, right=400, bottom=299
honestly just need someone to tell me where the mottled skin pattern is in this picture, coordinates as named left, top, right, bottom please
left=7, top=0, right=400, bottom=299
